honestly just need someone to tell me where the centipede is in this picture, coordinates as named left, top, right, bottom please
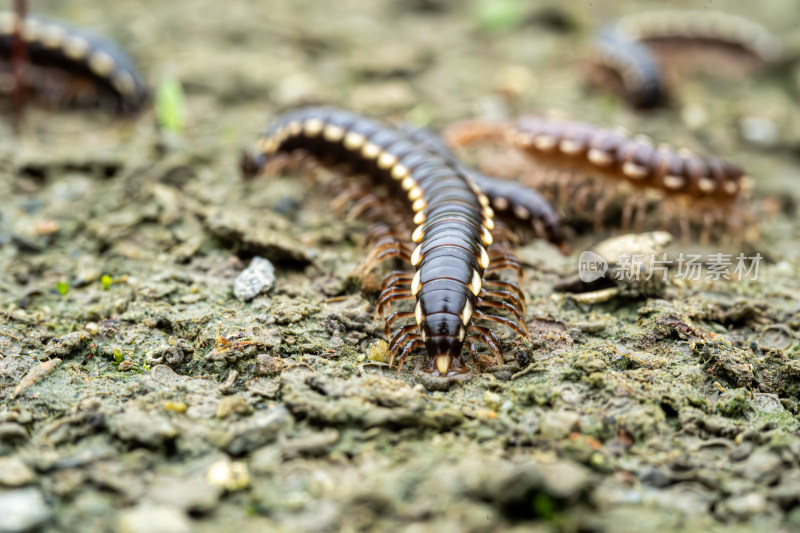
left=589, top=10, right=782, bottom=109
left=445, top=115, right=751, bottom=243
left=0, top=10, right=148, bottom=113
left=396, top=124, right=566, bottom=251
left=243, top=107, right=535, bottom=377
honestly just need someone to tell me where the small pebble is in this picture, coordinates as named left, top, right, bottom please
left=0, top=488, right=51, bottom=532
left=233, top=257, right=276, bottom=301
left=117, top=503, right=194, bottom=533
left=539, top=410, right=580, bottom=439
left=739, top=116, right=778, bottom=146
left=205, top=459, right=250, bottom=492
left=256, top=354, right=283, bottom=377
left=0, top=458, right=35, bottom=487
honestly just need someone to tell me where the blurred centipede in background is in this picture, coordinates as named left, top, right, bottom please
left=0, top=9, right=148, bottom=114
left=242, top=107, right=547, bottom=377
left=588, top=10, right=782, bottom=109
left=446, top=114, right=751, bottom=244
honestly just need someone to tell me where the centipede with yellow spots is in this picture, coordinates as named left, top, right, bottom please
left=243, top=107, right=534, bottom=377
left=446, top=115, right=750, bottom=243
left=589, top=10, right=782, bottom=109
left=0, top=10, right=148, bottom=113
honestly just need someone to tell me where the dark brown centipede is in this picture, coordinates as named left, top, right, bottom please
left=589, top=11, right=781, bottom=109
left=445, top=115, right=750, bottom=242
left=590, top=27, right=666, bottom=109
left=243, top=107, right=531, bottom=377
left=396, top=124, right=566, bottom=251
left=0, top=11, right=148, bottom=113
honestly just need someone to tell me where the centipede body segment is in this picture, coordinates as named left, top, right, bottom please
left=244, top=107, right=533, bottom=377
left=0, top=10, right=148, bottom=113
left=397, top=124, right=566, bottom=251
left=589, top=10, right=781, bottom=109
left=446, top=115, right=750, bottom=243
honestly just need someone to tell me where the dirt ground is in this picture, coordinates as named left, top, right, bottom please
left=2, top=1, right=800, bottom=532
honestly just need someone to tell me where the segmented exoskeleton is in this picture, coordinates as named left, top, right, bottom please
left=589, top=10, right=781, bottom=109
left=0, top=11, right=148, bottom=113
left=445, top=115, right=750, bottom=242
left=243, top=107, right=531, bottom=376
left=397, top=124, right=565, bottom=251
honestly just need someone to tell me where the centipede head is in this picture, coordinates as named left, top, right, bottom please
left=239, top=150, right=266, bottom=180
left=422, top=313, right=470, bottom=377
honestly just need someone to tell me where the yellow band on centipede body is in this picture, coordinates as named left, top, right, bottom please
left=64, top=35, right=90, bottom=60
left=362, top=142, right=381, bottom=159
left=304, top=119, right=324, bottom=137
left=412, top=225, right=425, bottom=243
left=391, top=164, right=409, bottom=180
left=378, top=152, right=397, bottom=169
left=344, top=131, right=365, bottom=150
left=460, top=300, right=473, bottom=326
left=478, top=245, right=490, bottom=269
left=40, top=23, right=66, bottom=49
left=408, top=187, right=424, bottom=202
left=323, top=124, right=345, bottom=142
left=481, top=225, right=493, bottom=246
left=411, top=270, right=422, bottom=296
left=469, top=269, right=482, bottom=296
left=287, top=121, right=303, bottom=137
left=410, top=244, right=423, bottom=266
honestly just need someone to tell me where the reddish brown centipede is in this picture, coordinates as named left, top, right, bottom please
left=589, top=11, right=781, bottom=109
left=0, top=10, right=148, bottom=113
left=243, top=107, right=531, bottom=377
left=445, top=115, right=751, bottom=243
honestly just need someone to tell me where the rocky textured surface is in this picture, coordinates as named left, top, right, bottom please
left=1, top=0, right=799, bottom=531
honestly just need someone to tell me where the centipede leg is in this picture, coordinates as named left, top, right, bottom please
left=486, top=259, right=524, bottom=278
left=389, top=325, right=420, bottom=351
left=385, top=311, right=415, bottom=338
left=593, top=194, right=612, bottom=232
left=360, top=245, right=412, bottom=275
left=479, top=289, right=526, bottom=316
left=380, top=271, right=413, bottom=292
left=347, top=194, right=385, bottom=221
left=363, top=223, right=408, bottom=248
left=473, top=309, right=529, bottom=339
left=469, top=325, right=504, bottom=366
left=678, top=213, right=691, bottom=244
left=632, top=194, right=647, bottom=234
left=572, top=181, right=595, bottom=215
left=621, top=197, right=635, bottom=233
left=482, top=279, right=525, bottom=305
left=331, top=185, right=367, bottom=213
left=476, top=299, right=528, bottom=332
left=393, top=338, right=424, bottom=374
left=374, top=289, right=414, bottom=320
left=699, top=210, right=715, bottom=245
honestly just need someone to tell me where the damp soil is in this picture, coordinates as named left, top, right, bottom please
left=2, top=1, right=800, bottom=532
